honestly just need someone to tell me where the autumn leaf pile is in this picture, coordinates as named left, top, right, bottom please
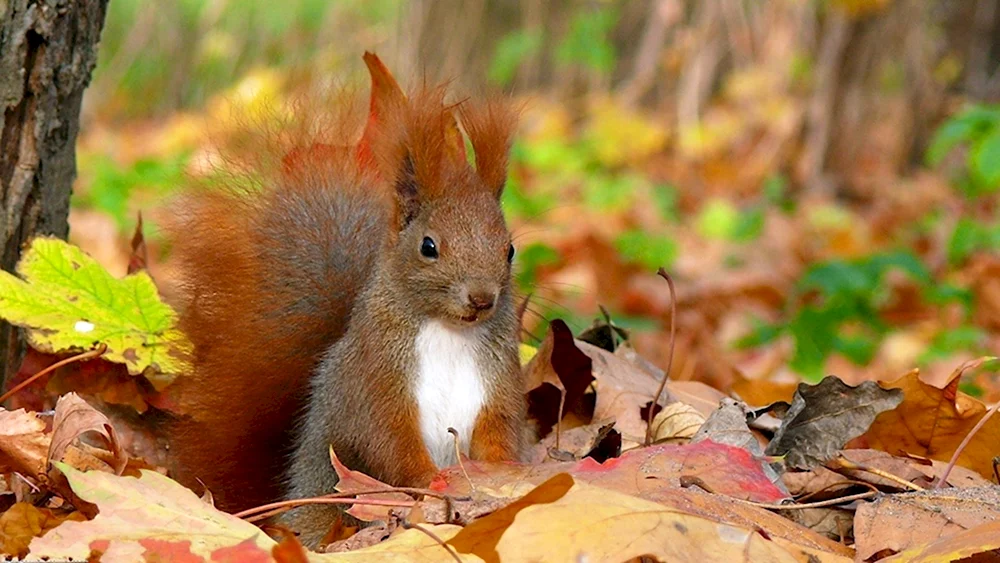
left=0, top=235, right=997, bottom=562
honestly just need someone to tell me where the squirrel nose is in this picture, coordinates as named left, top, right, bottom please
left=467, top=291, right=496, bottom=311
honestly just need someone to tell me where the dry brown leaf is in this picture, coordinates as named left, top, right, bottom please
left=0, top=502, right=84, bottom=558
left=329, top=447, right=415, bottom=522
left=853, top=487, right=1000, bottom=561
left=731, top=371, right=798, bottom=407
left=861, top=364, right=1000, bottom=478
left=651, top=401, right=705, bottom=443
left=765, top=376, right=903, bottom=469
left=527, top=418, right=617, bottom=463
left=0, top=408, right=50, bottom=480
left=579, top=340, right=661, bottom=442
left=49, top=393, right=128, bottom=475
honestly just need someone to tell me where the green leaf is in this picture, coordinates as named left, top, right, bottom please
left=695, top=198, right=740, bottom=240
left=732, top=207, right=766, bottom=242
left=926, top=105, right=1000, bottom=166
left=0, top=237, right=191, bottom=389
left=926, top=118, right=976, bottom=166
left=650, top=184, right=680, bottom=223
left=947, top=217, right=984, bottom=265
left=515, top=242, right=561, bottom=290
left=972, top=128, right=1000, bottom=190
left=488, top=29, right=543, bottom=87
left=614, top=230, right=678, bottom=271
left=555, top=8, right=618, bottom=75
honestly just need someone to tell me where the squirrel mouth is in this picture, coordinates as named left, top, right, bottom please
left=460, top=313, right=480, bottom=323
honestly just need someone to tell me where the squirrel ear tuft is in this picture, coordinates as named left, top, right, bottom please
left=459, top=98, right=520, bottom=199
left=357, top=52, right=408, bottom=175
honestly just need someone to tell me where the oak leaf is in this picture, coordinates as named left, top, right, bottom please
left=861, top=363, right=1000, bottom=478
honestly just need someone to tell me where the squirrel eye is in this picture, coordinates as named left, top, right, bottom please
left=507, top=243, right=515, bottom=264
left=420, top=236, right=438, bottom=259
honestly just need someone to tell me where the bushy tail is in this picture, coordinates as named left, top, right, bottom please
left=159, top=53, right=405, bottom=511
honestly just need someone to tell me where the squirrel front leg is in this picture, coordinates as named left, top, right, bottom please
left=282, top=394, right=438, bottom=549
left=470, top=400, right=525, bottom=462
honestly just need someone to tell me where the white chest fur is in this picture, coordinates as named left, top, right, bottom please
left=414, top=320, right=487, bottom=468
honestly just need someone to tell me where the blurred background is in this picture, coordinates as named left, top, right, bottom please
left=72, top=0, right=1000, bottom=400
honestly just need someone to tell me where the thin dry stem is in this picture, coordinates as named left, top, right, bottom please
left=0, top=343, right=108, bottom=404
left=832, top=456, right=925, bottom=492
left=795, top=480, right=879, bottom=503
left=644, top=268, right=676, bottom=447
left=935, top=397, right=1000, bottom=489
left=235, top=486, right=457, bottom=520
left=739, top=490, right=877, bottom=511
left=555, top=386, right=567, bottom=451
left=236, top=497, right=415, bottom=522
left=401, top=520, right=462, bottom=563
left=448, top=427, right=476, bottom=494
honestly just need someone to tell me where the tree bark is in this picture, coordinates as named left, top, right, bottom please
left=0, top=0, right=109, bottom=390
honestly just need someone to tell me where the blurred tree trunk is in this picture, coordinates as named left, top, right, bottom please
left=0, top=0, right=109, bottom=391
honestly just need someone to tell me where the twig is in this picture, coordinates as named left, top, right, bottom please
left=401, top=520, right=462, bottom=563
left=832, top=456, right=925, bottom=492
left=644, top=268, right=676, bottom=447
left=555, top=387, right=566, bottom=451
left=0, top=344, right=108, bottom=404
left=935, top=398, right=1000, bottom=489
left=235, top=486, right=457, bottom=520
left=235, top=496, right=415, bottom=522
left=795, top=480, right=879, bottom=503
left=448, top=427, right=476, bottom=494
left=738, top=491, right=878, bottom=511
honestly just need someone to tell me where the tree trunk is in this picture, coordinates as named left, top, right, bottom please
left=0, top=0, right=109, bottom=390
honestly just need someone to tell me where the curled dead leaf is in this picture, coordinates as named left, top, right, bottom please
left=48, top=393, right=127, bottom=475
left=651, top=402, right=705, bottom=443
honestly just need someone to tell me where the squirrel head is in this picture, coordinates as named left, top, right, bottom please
left=360, top=53, right=520, bottom=326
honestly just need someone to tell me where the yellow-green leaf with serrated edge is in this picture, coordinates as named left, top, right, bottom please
left=0, top=237, right=190, bottom=389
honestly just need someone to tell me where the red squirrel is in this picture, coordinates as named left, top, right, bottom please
left=159, top=53, right=525, bottom=545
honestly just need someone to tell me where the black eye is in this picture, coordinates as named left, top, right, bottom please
left=420, top=236, right=438, bottom=259
left=507, top=243, right=515, bottom=263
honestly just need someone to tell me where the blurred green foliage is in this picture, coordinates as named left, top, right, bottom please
left=737, top=251, right=984, bottom=380
left=489, top=30, right=543, bottom=87
left=926, top=104, right=1000, bottom=197
left=555, top=7, right=618, bottom=75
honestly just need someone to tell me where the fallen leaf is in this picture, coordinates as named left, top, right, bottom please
left=862, top=365, right=1000, bottom=478
left=328, top=448, right=415, bottom=522
left=28, top=463, right=277, bottom=560
left=524, top=320, right=595, bottom=437
left=881, top=520, right=1000, bottom=562
left=651, top=401, right=705, bottom=443
left=731, top=371, right=798, bottom=407
left=691, top=398, right=762, bottom=454
left=0, top=502, right=83, bottom=558
left=527, top=419, right=617, bottom=463
left=765, top=376, right=903, bottom=469
left=433, top=440, right=789, bottom=504
left=0, top=409, right=49, bottom=480
left=446, top=473, right=849, bottom=563
left=691, top=399, right=786, bottom=491
left=48, top=393, right=128, bottom=475
left=0, top=237, right=192, bottom=389
left=853, top=487, right=1000, bottom=561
